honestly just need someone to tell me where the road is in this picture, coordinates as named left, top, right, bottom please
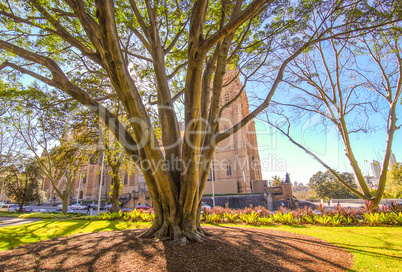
left=310, top=198, right=401, bottom=209
left=22, top=204, right=108, bottom=216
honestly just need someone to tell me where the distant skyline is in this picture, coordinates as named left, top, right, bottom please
left=254, top=118, right=402, bottom=185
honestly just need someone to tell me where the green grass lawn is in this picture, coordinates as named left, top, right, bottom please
left=0, top=220, right=151, bottom=251
left=256, top=225, right=402, bottom=272
left=0, top=221, right=400, bottom=271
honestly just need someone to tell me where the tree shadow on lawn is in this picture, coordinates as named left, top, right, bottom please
left=0, top=220, right=123, bottom=251
left=0, top=226, right=353, bottom=272
left=0, top=221, right=54, bottom=250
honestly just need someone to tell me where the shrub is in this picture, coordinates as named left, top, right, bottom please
left=314, top=215, right=332, bottom=226
left=257, top=216, right=273, bottom=225
left=388, top=202, right=402, bottom=213
left=392, top=212, right=402, bottom=225
left=123, top=209, right=142, bottom=221
left=363, top=200, right=379, bottom=213
left=255, top=206, right=271, bottom=217
left=330, top=215, right=344, bottom=226
left=271, top=212, right=295, bottom=225
left=363, top=213, right=381, bottom=226
left=239, top=212, right=259, bottom=225
left=205, top=213, right=222, bottom=224
left=343, top=216, right=353, bottom=225
left=302, top=215, right=315, bottom=224
left=140, top=212, right=155, bottom=222
left=223, top=212, right=238, bottom=223
left=379, top=212, right=393, bottom=225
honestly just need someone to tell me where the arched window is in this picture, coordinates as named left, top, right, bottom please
left=226, top=161, right=232, bottom=176
left=124, top=174, right=128, bottom=185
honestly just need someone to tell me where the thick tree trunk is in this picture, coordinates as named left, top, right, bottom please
left=140, top=197, right=208, bottom=245
left=138, top=148, right=213, bottom=245
left=110, top=167, right=121, bottom=213
left=18, top=200, right=25, bottom=213
left=62, top=196, right=68, bottom=214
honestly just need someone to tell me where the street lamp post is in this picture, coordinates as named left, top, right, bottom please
left=211, top=162, right=215, bottom=208
left=97, top=152, right=105, bottom=215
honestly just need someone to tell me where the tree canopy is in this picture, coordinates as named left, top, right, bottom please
left=4, top=158, right=45, bottom=211
left=385, top=163, right=402, bottom=198
left=309, top=170, right=359, bottom=199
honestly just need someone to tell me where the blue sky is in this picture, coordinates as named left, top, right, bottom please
left=254, top=113, right=402, bottom=185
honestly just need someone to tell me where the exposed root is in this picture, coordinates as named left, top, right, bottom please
left=198, top=226, right=214, bottom=236
left=182, top=229, right=204, bottom=243
left=138, top=223, right=161, bottom=238
left=155, top=236, right=171, bottom=241
left=152, top=224, right=170, bottom=239
left=170, top=236, right=188, bottom=246
left=197, top=230, right=206, bottom=238
left=139, top=221, right=211, bottom=245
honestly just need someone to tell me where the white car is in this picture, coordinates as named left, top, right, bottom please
left=7, top=204, right=22, bottom=212
left=71, top=204, right=86, bottom=210
left=34, top=208, right=48, bottom=213
left=57, top=204, right=72, bottom=210
left=55, top=208, right=73, bottom=213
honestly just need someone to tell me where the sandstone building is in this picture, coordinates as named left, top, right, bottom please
left=43, top=71, right=262, bottom=207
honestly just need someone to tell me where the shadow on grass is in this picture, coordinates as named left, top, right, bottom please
left=0, top=220, right=119, bottom=251
left=0, top=225, right=353, bottom=272
left=0, top=221, right=54, bottom=250
left=220, top=224, right=402, bottom=267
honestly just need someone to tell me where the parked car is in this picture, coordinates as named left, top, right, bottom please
left=57, top=204, right=72, bottom=210
left=54, top=208, right=74, bottom=213
left=24, top=207, right=34, bottom=213
left=71, top=203, right=86, bottom=210
left=8, top=204, right=23, bottom=212
left=88, top=204, right=99, bottom=209
left=0, top=204, right=13, bottom=212
left=34, top=209, right=48, bottom=213
left=0, top=204, right=9, bottom=212
left=135, top=204, right=153, bottom=213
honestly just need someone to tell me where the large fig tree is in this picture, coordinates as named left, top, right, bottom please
left=0, top=0, right=399, bottom=243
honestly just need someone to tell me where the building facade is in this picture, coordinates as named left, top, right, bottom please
left=203, top=70, right=262, bottom=194
left=43, top=71, right=262, bottom=207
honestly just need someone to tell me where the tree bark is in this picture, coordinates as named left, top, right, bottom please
left=61, top=195, right=68, bottom=214
left=110, top=166, right=121, bottom=213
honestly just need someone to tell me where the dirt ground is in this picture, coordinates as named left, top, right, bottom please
left=0, top=225, right=353, bottom=272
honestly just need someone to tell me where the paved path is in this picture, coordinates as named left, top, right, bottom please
left=0, top=217, right=42, bottom=228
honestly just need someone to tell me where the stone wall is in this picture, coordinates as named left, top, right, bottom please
left=202, top=194, right=285, bottom=210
